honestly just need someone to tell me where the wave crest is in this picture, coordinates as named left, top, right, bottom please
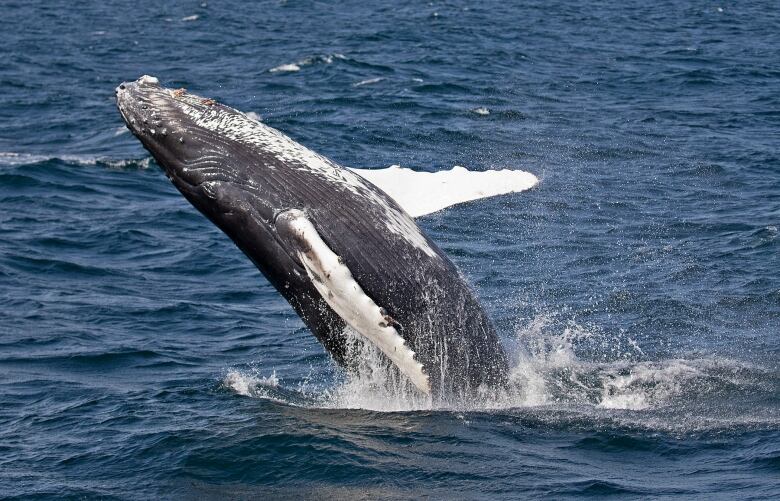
left=0, top=151, right=152, bottom=170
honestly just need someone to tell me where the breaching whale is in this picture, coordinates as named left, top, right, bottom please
left=115, top=75, right=537, bottom=398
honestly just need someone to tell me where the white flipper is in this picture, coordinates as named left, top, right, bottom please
left=350, top=165, right=538, bottom=218
left=276, top=210, right=431, bottom=395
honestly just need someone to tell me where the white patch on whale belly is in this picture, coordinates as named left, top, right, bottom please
left=176, top=100, right=438, bottom=258
left=279, top=209, right=431, bottom=395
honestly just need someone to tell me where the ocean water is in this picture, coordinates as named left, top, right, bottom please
left=1, top=0, right=779, bottom=498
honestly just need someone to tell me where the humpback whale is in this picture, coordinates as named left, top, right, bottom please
left=115, top=75, right=537, bottom=399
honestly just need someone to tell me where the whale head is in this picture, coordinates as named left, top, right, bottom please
left=115, top=75, right=277, bottom=224
left=114, top=75, right=362, bottom=372
left=115, top=75, right=191, bottom=176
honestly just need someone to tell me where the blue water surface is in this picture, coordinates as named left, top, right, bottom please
left=1, top=1, right=779, bottom=499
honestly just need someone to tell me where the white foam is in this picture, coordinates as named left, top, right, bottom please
left=0, top=152, right=151, bottom=169
left=245, top=111, right=262, bottom=122
left=268, top=54, right=346, bottom=74
left=323, top=53, right=346, bottom=63
left=223, top=310, right=768, bottom=427
left=472, top=107, right=490, bottom=116
left=597, top=360, right=705, bottom=410
left=269, top=63, right=300, bottom=73
left=0, top=152, right=51, bottom=165
left=501, top=314, right=752, bottom=413
left=353, top=77, right=384, bottom=87
left=352, top=165, right=539, bottom=217
left=223, top=369, right=279, bottom=399
left=319, top=329, right=433, bottom=411
left=181, top=14, right=199, bottom=21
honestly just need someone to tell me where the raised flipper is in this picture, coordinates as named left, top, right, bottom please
left=275, top=209, right=431, bottom=395
left=351, top=165, right=538, bottom=217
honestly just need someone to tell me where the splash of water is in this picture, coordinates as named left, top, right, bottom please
left=318, top=329, right=434, bottom=410
left=223, top=369, right=280, bottom=400
left=222, top=312, right=771, bottom=426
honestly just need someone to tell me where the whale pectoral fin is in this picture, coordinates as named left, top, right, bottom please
left=351, top=165, right=539, bottom=217
left=275, top=209, right=431, bottom=395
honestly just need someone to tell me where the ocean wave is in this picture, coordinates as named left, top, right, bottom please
left=0, top=152, right=152, bottom=170
left=269, top=63, right=301, bottom=73
left=269, top=53, right=347, bottom=73
left=353, top=77, right=385, bottom=87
